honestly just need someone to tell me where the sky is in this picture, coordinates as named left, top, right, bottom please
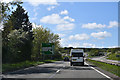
left=2, top=0, right=119, bottom=48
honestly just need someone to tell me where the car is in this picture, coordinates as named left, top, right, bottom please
left=64, top=57, right=69, bottom=61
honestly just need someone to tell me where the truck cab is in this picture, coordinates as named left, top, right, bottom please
left=70, top=49, right=84, bottom=66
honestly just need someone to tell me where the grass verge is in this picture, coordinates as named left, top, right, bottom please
left=2, top=59, right=59, bottom=73
left=86, top=59, right=120, bottom=77
left=107, top=53, right=120, bottom=61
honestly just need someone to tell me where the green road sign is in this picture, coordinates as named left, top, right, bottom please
left=42, top=43, right=54, bottom=54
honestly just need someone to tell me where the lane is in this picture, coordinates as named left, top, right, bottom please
left=3, top=61, right=66, bottom=78
left=52, top=62, right=111, bottom=79
left=85, top=62, right=112, bottom=80
left=3, top=61, right=113, bottom=80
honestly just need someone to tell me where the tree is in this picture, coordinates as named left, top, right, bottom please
left=0, top=1, right=22, bottom=23
left=32, top=27, right=60, bottom=61
left=3, top=4, right=32, bottom=35
left=2, top=4, right=33, bottom=63
left=1, top=1, right=23, bottom=43
left=8, top=5, right=32, bottom=31
left=6, top=29, right=30, bottom=62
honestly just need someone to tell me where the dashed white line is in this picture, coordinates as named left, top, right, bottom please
left=85, top=62, right=113, bottom=80
left=49, top=64, right=66, bottom=78
left=56, top=70, right=60, bottom=73
left=49, top=69, right=61, bottom=78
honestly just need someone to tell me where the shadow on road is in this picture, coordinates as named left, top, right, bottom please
left=1, top=78, right=112, bottom=80
left=5, top=66, right=57, bottom=75
left=73, top=64, right=96, bottom=67
left=63, top=64, right=95, bottom=70
left=4, top=62, right=97, bottom=75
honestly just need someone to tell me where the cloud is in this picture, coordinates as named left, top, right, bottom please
left=69, top=34, right=90, bottom=40
left=59, top=38, right=81, bottom=48
left=57, top=33, right=65, bottom=37
left=82, top=23, right=106, bottom=29
left=91, top=31, right=111, bottom=39
left=83, top=43, right=96, bottom=48
left=40, top=14, right=68, bottom=24
left=59, top=38, right=68, bottom=47
left=67, top=43, right=81, bottom=48
left=40, top=13, right=75, bottom=31
left=108, top=21, right=118, bottom=28
left=56, top=23, right=75, bottom=31
left=82, top=21, right=118, bottom=29
left=60, top=10, right=68, bottom=15
left=47, top=6, right=55, bottom=11
left=59, top=38, right=64, bottom=45
left=2, top=0, right=58, bottom=6
left=64, top=42, right=95, bottom=48
left=64, top=16, right=75, bottom=22
left=1, top=0, right=13, bottom=3
left=32, top=23, right=42, bottom=29
left=24, top=0, right=58, bottom=6
left=108, top=46, right=119, bottom=48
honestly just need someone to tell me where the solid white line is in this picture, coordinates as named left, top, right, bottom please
left=85, top=62, right=113, bottom=80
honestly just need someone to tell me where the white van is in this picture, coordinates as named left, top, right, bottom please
left=70, top=49, right=84, bottom=66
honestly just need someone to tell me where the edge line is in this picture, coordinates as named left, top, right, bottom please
left=85, top=62, right=113, bottom=80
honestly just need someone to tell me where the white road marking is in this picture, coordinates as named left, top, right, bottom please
left=85, top=62, right=113, bottom=80
left=49, top=63, right=66, bottom=78
left=56, top=70, right=60, bottom=73
left=49, top=69, right=61, bottom=78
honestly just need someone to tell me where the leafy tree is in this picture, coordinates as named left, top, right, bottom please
left=88, top=49, right=99, bottom=57
left=2, top=4, right=33, bottom=63
left=94, top=50, right=99, bottom=56
left=0, top=1, right=22, bottom=24
left=6, top=29, right=29, bottom=62
left=32, top=27, right=60, bottom=61
left=1, top=1, right=22, bottom=63
left=8, top=5, right=32, bottom=31
left=2, top=4, right=32, bottom=36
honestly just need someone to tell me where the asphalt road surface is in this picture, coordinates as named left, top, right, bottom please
left=91, top=56, right=120, bottom=64
left=2, top=61, right=120, bottom=80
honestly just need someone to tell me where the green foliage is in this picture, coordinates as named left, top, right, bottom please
left=2, top=60, right=58, bottom=73
left=107, top=48, right=120, bottom=54
left=8, top=5, right=32, bottom=31
left=2, top=4, right=33, bottom=63
left=6, top=29, right=31, bottom=62
left=94, top=50, right=99, bottom=56
left=87, top=59, right=120, bottom=77
left=88, top=49, right=99, bottom=57
left=32, top=27, right=61, bottom=61
left=87, top=48, right=107, bottom=57
left=107, top=52, right=120, bottom=60
left=2, top=4, right=32, bottom=37
left=2, top=1, right=61, bottom=65
left=2, top=61, right=44, bottom=72
left=0, top=1, right=23, bottom=23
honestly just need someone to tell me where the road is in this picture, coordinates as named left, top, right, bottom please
left=91, top=56, right=120, bottom=65
left=2, top=61, right=119, bottom=80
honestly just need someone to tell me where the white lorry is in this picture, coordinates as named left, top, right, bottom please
left=70, top=49, right=84, bottom=66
